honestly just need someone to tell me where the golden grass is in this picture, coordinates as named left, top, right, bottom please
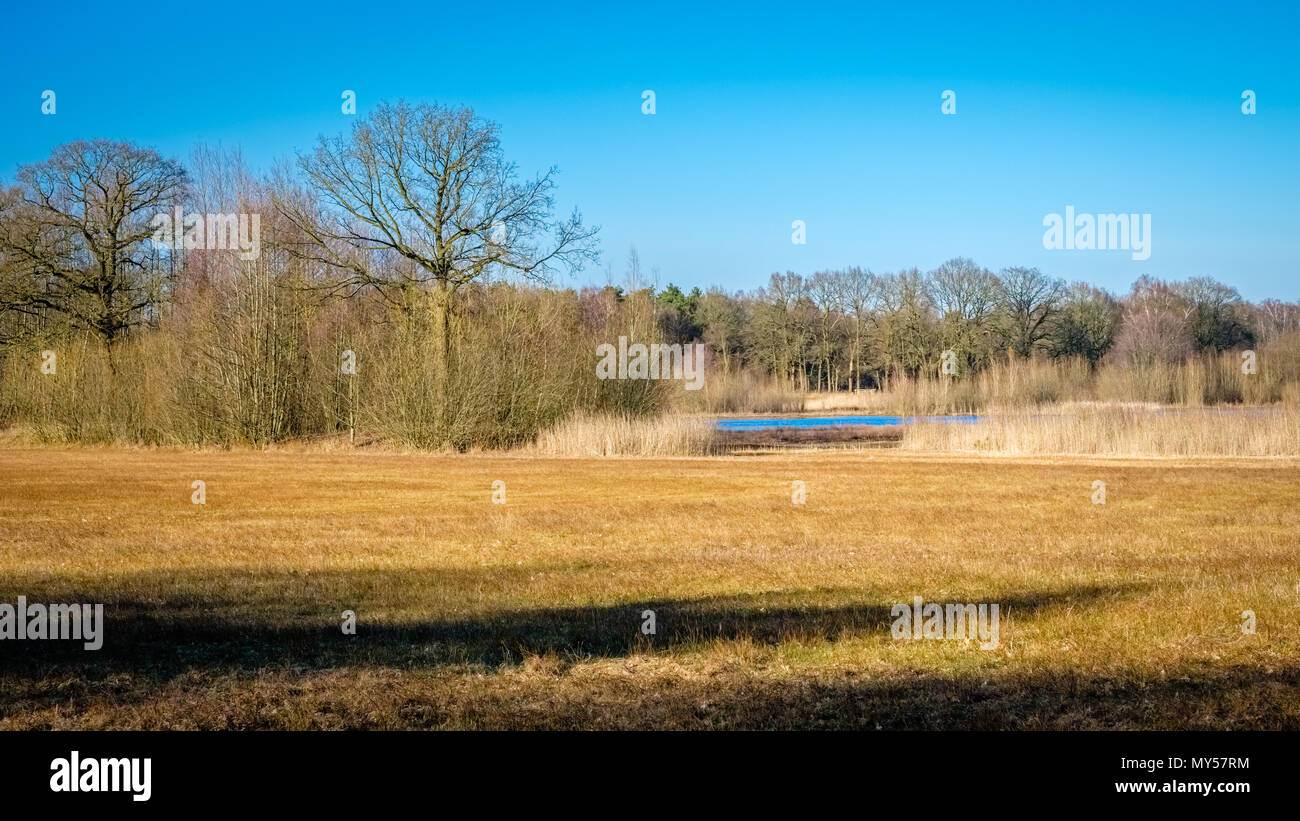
left=1, top=446, right=1298, bottom=729
left=902, top=406, right=1300, bottom=457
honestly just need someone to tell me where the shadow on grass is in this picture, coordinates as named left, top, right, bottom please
left=428, top=663, right=1300, bottom=730
left=3, top=572, right=1296, bottom=729
left=1, top=570, right=1144, bottom=676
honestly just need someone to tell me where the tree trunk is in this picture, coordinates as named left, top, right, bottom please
left=430, top=280, right=452, bottom=434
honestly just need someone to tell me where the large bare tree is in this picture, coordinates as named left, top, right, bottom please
left=0, top=140, right=187, bottom=352
left=276, top=100, right=599, bottom=405
left=929, top=257, right=1001, bottom=372
left=998, top=266, right=1064, bottom=358
left=833, top=266, right=880, bottom=390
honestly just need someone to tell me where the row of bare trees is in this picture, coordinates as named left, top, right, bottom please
left=644, top=262, right=1295, bottom=392
left=0, top=101, right=614, bottom=447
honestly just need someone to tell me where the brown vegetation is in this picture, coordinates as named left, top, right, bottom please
left=1, top=447, right=1296, bottom=729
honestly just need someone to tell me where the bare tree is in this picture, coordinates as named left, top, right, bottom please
left=877, top=268, right=937, bottom=378
left=998, top=266, right=1065, bottom=358
left=624, top=245, right=647, bottom=292
left=1112, top=276, right=1194, bottom=365
left=834, top=266, right=880, bottom=390
left=1174, top=277, right=1255, bottom=352
left=929, top=257, right=1001, bottom=372
left=1048, top=282, right=1120, bottom=366
left=276, top=100, right=598, bottom=412
left=0, top=140, right=187, bottom=354
left=696, top=288, right=743, bottom=373
left=748, top=273, right=813, bottom=389
left=806, top=271, right=845, bottom=390
left=1254, top=299, right=1300, bottom=343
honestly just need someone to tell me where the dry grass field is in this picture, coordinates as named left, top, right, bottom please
left=1, top=445, right=1298, bottom=729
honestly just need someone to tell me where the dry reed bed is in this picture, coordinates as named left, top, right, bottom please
left=902, top=406, right=1300, bottom=457
left=527, top=412, right=720, bottom=457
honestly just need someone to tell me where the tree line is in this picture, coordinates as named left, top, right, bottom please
left=647, top=262, right=1297, bottom=393
left=1, top=99, right=1297, bottom=448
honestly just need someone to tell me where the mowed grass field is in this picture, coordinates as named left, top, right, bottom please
left=1, top=446, right=1298, bottom=729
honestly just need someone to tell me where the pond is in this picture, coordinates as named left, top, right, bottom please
left=715, top=415, right=981, bottom=431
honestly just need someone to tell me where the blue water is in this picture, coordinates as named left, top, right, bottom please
left=716, top=415, right=980, bottom=431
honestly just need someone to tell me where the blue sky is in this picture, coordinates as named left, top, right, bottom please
left=2, top=0, right=1296, bottom=300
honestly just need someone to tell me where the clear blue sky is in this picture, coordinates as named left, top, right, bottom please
left=2, top=0, right=1296, bottom=300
